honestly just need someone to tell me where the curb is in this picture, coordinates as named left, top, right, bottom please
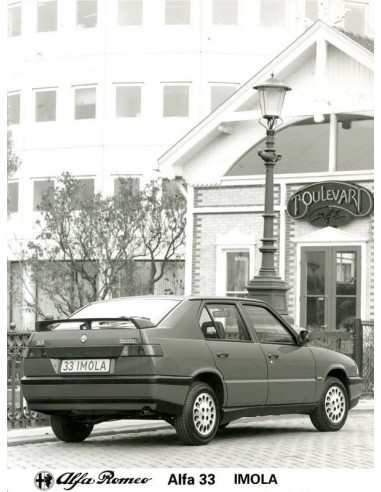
left=8, top=405, right=373, bottom=447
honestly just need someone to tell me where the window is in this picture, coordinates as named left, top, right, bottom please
left=165, top=0, right=190, bottom=25
left=226, top=251, right=250, bottom=296
left=8, top=4, right=21, bottom=37
left=337, top=118, right=373, bottom=171
left=305, top=0, right=318, bottom=21
left=163, top=85, right=189, bottom=117
left=33, top=180, right=55, bottom=211
left=76, top=0, right=97, bottom=28
left=7, top=93, right=20, bottom=125
left=74, top=87, right=96, bottom=119
left=301, top=247, right=361, bottom=331
left=243, top=305, right=294, bottom=344
left=37, top=1, right=57, bottom=32
left=118, top=0, right=143, bottom=25
left=260, top=0, right=286, bottom=28
left=227, top=117, right=330, bottom=176
left=210, top=84, right=238, bottom=111
left=344, top=2, right=366, bottom=35
left=35, top=89, right=56, bottom=122
left=114, top=176, right=140, bottom=195
left=115, top=85, right=141, bottom=117
left=73, top=179, right=94, bottom=208
left=212, top=0, right=238, bottom=25
left=204, top=304, right=250, bottom=341
left=8, top=182, right=19, bottom=214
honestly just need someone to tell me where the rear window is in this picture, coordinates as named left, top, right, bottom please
left=53, top=298, right=181, bottom=330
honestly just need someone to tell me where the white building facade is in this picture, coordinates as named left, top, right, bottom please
left=7, top=0, right=373, bottom=328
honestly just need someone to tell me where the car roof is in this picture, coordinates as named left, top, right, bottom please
left=87, top=295, right=269, bottom=305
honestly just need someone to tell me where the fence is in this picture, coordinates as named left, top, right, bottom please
left=308, top=318, right=374, bottom=397
left=7, top=325, right=49, bottom=429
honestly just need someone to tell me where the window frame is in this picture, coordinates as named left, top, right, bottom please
left=198, top=301, right=252, bottom=342
left=115, top=84, right=142, bottom=118
left=211, top=0, right=238, bottom=26
left=8, top=181, right=19, bottom=214
left=32, top=179, right=55, bottom=212
left=73, top=85, right=97, bottom=120
left=76, top=0, right=98, bottom=29
left=242, top=302, right=298, bottom=346
left=162, top=83, right=190, bottom=118
left=8, top=3, right=21, bottom=37
left=117, top=0, right=143, bottom=26
left=7, top=92, right=21, bottom=125
left=259, top=0, right=287, bottom=28
left=164, top=0, right=191, bottom=25
left=215, top=239, right=255, bottom=297
left=34, top=88, right=57, bottom=123
left=36, top=0, right=58, bottom=33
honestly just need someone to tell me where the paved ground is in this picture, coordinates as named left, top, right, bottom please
left=7, top=404, right=373, bottom=469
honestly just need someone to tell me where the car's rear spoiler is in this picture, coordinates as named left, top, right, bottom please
left=35, top=317, right=155, bottom=332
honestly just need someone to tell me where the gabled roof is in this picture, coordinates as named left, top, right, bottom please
left=158, top=20, right=373, bottom=179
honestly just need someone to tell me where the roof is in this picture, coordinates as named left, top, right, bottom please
left=334, top=27, right=374, bottom=53
left=158, top=20, right=374, bottom=183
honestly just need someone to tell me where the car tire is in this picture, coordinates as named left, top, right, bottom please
left=174, top=382, right=219, bottom=446
left=309, top=377, right=349, bottom=432
left=51, top=414, right=94, bottom=442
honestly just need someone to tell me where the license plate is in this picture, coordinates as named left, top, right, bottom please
left=61, top=359, right=110, bottom=373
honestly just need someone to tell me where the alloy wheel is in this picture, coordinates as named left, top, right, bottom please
left=325, top=385, right=346, bottom=423
left=192, top=392, right=217, bottom=436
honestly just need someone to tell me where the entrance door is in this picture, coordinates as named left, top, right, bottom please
left=300, top=247, right=361, bottom=331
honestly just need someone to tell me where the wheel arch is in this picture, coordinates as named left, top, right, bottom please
left=326, top=367, right=350, bottom=393
left=192, top=371, right=226, bottom=410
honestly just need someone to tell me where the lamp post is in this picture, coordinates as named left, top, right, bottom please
left=246, top=74, right=291, bottom=316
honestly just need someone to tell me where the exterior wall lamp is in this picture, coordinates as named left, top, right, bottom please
left=246, top=74, right=291, bottom=316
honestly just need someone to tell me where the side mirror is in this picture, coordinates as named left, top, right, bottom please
left=298, top=330, right=309, bottom=346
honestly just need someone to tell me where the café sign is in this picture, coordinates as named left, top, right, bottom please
left=287, top=181, right=374, bottom=227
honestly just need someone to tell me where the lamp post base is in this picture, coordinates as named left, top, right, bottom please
left=246, top=276, right=289, bottom=316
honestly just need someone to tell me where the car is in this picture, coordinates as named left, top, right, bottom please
left=21, top=295, right=362, bottom=446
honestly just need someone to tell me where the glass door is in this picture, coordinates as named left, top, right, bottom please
left=301, top=247, right=360, bottom=331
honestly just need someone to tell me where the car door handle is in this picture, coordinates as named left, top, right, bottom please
left=216, top=352, right=229, bottom=358
left=267, top=354, right=279, bottom=359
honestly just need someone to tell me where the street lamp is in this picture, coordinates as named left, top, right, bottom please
left=246, top=74, right=291, bottom=316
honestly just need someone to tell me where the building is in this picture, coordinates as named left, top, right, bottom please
left=7, top=0, right=373, bottom=328
left=159, top=20, right=374, bottom=330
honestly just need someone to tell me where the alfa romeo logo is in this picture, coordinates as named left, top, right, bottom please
left=34, top=471, right=54, bottom=490
left=80, top=335, right=88, bottom=343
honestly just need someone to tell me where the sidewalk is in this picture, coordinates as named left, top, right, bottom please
left=7, top=398, right=374, bottom=447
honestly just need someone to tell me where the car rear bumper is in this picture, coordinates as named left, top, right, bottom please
left=21, top=375, right=190, bottom=416
left=348, top=376, right=363, bottom=409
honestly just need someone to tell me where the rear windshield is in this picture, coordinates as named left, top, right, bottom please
left=53, top=298, right=181, bottom=330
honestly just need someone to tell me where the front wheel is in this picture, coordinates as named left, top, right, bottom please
left=310, top=377, right=348, bottom=432
left=174, top=382, right=219, bottom=445
left=51, top=414, right=94, bottom=442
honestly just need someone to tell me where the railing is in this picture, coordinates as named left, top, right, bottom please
left=353, top=319, right=374, bottom=397
left=7, top=325, right=49, bottom=429
left=307, top=319, right=374, bottom=397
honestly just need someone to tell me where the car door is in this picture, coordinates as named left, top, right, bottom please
left=199, top=302, right=268, bottom=407
left=242, top=303, right=316, bottom=405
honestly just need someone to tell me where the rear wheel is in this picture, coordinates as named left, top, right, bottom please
left=174, top=382, right=219, bottom=445
left=51, top=414, right=94, bottom=442
left=310, top=377, right=348, bottom=432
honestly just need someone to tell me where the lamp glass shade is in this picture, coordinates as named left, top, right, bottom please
left=254, top=75, right=291, bottom=119
left=257, top=87, right=287, bottom=118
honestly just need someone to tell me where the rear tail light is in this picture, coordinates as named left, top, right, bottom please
left=120, top=344, right=163, bottom=357
left=24, top=347, right=48, bottom=358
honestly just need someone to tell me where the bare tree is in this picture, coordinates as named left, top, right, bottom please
left=140, top=178, right=186, bottom=294
left=13, top=173, right=186, bottom=318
